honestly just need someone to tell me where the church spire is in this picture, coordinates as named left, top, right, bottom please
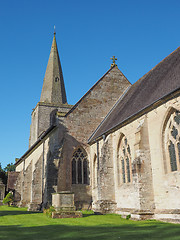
left=40, top=32, right=67, bottom=105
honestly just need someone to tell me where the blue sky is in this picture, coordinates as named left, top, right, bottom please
left=0, top=0, right=180, bottom=168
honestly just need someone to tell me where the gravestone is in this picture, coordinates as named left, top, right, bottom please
left=52, top=191, right=82, bottom=218
left=52, top=191, right=75, bottom=211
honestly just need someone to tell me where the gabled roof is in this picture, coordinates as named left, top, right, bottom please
left=89, top=46, right=180, bottom=143
left=66, top=65, right=131, bottom=116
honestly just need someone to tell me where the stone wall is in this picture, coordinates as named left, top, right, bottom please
left=90, top=93, right=180, bottom=222
left=22, top=161, right=32, bottom=206
left=56, top=126, right=92, bottom=209
left=31, top=155, right=43, bottom=204
left=71, top=185, right=92, bottom=209
left=13, top=172, right=22, bottom=203
left=147, top=96, right=180, bottom=222
left=57, top=66, right=131, bottom=209
left=65, top=67, right=131, bottom=143
left=29, top=102, right=72, bottom=147
left=15, top=66, right=131, bottom=210
left=92, top=136, right=117, bottom=213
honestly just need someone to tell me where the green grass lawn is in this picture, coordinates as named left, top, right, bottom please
left=0, top=206, right=180, bottom=240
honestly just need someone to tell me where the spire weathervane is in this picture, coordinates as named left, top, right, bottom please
left=54, top=25, right=56, bottom=35
left=111, top=56, right=117, bottom=67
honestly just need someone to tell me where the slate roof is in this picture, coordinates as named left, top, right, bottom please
left=89, top=46, right=180, bottom=143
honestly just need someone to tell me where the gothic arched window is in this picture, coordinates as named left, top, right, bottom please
left=93, top=154, right=97, bottom=188
left=164, top=109, right=180, bottom=172
left=71, top=148, right=89, bottom=184
left=118, top=135, right=132, bottom=184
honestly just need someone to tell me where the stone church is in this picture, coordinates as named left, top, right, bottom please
left=11, top=32, right=180, bottom=222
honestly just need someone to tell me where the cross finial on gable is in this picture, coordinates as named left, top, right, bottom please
left=111, top=56, right=117, bottom=67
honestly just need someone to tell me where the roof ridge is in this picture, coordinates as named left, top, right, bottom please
left=135, top=46, right=180, bottom=85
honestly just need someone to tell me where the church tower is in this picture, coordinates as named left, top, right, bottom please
left=29, top=32, right=72, bottom=147
left=40, top=32, right=67, bottom=105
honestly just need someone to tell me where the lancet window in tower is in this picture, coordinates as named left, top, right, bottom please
left=71, top=148, right=89, bottom=184
left=164, top=110, right=180, bottom=172
left=118, top=135, right=132, bottom=184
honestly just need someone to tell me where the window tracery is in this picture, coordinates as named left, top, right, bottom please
left=72, top=148, right=89, bottom=184
left=118, top=135, right=132, bottom=184
left=164, top=110, right=180, bottom=172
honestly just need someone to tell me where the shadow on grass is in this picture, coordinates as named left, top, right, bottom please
left=82, top=213, right=95, bottom=217
left=0, top=210, right=39, bottom=217
left=0, top=222, right=180, bottom=240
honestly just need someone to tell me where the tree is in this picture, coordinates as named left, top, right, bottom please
left=4, top=163, right=15, bottom=173
left=0, top=162, right=16, bottom=185
left=0, top=163, right=3, bottom=172
left=0, top=163, right=7, bottom=185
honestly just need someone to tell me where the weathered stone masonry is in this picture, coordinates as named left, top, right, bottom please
left=11, top=33, right=180, bottom=223
left=13, top=33, right=131, bottom=210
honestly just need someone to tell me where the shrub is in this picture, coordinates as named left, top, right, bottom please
left=3, top=192, right=14, bottom=206
left=126, top=214, right=131, bottom=220
left=44, top=206, right=55, bottom=218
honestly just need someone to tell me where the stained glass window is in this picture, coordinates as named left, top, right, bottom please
left=174, top=111, right=180, bottom=125
left=72, top=159, right=76, bottom=184
left=171, top=126, right=178, bottom=140
left=168, top=141, right=177, bottom=171
left=165, top=109, right=180, bottom=172
left=126, top=157, right=131, bottom=182
left=121, top=158, right=125, bottom=183
left=127, top=145, right=131, bottom=155
left=83, top=159, right=88, bottom=184
left=118, top=135, right=132, bottom=184
left=78, top=159, right=82, bottom=183
left=177, top=142, right=180, bottom=163
left=72, top=148, right=89, bottom=184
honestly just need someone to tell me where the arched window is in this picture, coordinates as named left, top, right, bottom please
left=71, top=148, right=89, bottom=184
left=164, top=109, right=180, bottom=172
left=93, top=154, right=97, bottom=188
left=118, top=135, right=132, bottom=184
